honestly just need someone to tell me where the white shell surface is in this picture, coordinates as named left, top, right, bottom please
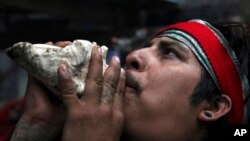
left=5, top=39, right=109, bottom=96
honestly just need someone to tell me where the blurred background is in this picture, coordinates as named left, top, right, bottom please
left=0, top=0, right=250, bottom=128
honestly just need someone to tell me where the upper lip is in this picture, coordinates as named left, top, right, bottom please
left=125, top=71, right=141, bottom=92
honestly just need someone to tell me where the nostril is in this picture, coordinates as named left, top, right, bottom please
left=131, top=61, right=139, bottom=70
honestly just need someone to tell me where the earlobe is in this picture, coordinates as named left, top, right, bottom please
left=199, top=111, right=214, bottom=122
left=198, top=95, right=232, bottom=122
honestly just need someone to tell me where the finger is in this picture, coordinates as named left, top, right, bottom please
left=113, top=68, right=126, bottom=112
left=101, top=56, right=121, bottom=105
left=55, top=41, right=72, bottom=48
left=58, top=64, right=78, bottom=109
left=45, top=41, right=54, bottom=45
left=25, top=75, right=49, bottom=107
left=25, top=75, right=62, bottom=109
left=26, top=75, right=53, bottom=97
left=82, top=45, right=103, bottom=104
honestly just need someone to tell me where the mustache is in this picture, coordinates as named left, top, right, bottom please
left=125, top=71, right=142, bottom=92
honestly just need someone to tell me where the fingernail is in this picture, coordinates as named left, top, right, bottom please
left=121, top=68, right=125, bottom=79
left=61, top=64, right=67, bottom=71
left=60, top=64, right=70, bottom=78
left=114, top=56, right=120, bottom=64
left=98, top=46, right=102, bottom=56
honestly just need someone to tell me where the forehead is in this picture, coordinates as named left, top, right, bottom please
left=150, top=37, right=193, bottom=54
left=151, top=36, right=185, bottom=45
left=151, top=36, right=202, bottom=64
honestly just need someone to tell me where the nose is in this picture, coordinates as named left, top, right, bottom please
left=125, top=49, right=147, bottom=71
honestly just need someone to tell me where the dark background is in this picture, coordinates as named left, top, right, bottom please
left=1, top=0, right=250, bottom=106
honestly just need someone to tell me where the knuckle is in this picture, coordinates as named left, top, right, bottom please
left=61, top=88, right=75, bottom=95
left=94, top=76, right=104, bottom=86
left=116, top=88, right=124, bottom=97
left=101, top=81, right=116, bottom=102
left=101, top=92, right=113, bottom=103
left=113, top=111, right=124, bottom=123
left=103, top=80, right=116, bottom=93
left=69, top=107, right=98, bottom=121
left=99, top=105, right=112, bottom=116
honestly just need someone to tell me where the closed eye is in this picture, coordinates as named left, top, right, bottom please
left=158, top=42, right=179, bottom=58
left=158, top=41, right=188, bottom=60
left=161, top=47, right=178, bottom=57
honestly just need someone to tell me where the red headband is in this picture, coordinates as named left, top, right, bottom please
left=155, top=20, right=246, bottom=124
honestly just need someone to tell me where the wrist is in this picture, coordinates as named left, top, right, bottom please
left=10, top=119, right=62, bottom=141
left=19, top=112, right=50, bottom=127
left=18, top=112, right=64, bottom=136
left=10, top=115, right=64, bottom=141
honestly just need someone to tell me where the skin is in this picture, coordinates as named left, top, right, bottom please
left=10, top=37, right=232, bottom=141
left=10, top=41, right=126, bottom=141
left=123, top=37, right=203, bottom=141
left=59, top=45, right=126, bottom=141
left=9, top=42, right=69, bottom=141
left=60, top=36, right=204, bottom=141
left=123, top=37, right=232, bottom=141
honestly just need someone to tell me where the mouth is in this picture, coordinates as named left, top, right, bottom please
left=125, top=71, right=141, bottom=92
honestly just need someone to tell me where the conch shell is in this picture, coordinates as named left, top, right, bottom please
left=5, top=39, right=109, bottom=96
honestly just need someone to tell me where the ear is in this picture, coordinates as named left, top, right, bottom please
left=198, top=95, right=232, bottom=122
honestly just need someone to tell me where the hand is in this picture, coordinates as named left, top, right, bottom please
left=20, top=75, right=65, bottom=133
left=22, top=41, right=73, bottom=129
left=10, top=41, right=72, bottom=141
left=58, top=45, right=126, bottom=141
left=10, top=76, right=65, bottom=141
left=46, top=41, right=72, bottom=47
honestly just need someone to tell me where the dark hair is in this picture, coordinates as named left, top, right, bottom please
left=189, top=23, right=250, bottom=141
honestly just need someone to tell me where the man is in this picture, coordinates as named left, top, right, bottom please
left=8, top=19, right=250, bottom=141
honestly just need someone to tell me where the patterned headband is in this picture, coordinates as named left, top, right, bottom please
left=155, top=19, right=249, bottom=124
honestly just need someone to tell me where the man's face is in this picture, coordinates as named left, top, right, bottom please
left=124, top=37, right=203, bottom=140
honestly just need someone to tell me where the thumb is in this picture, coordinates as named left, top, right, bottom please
left=58, top=64, right=78, bottom=109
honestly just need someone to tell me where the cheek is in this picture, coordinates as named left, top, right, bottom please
left=142, top=63, right=201, bottom=113
left=147, top=64, right=201, bottom=96
left=141, top=85, right=190, bottom=119
left=124, top=61, right=202, bottom=139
